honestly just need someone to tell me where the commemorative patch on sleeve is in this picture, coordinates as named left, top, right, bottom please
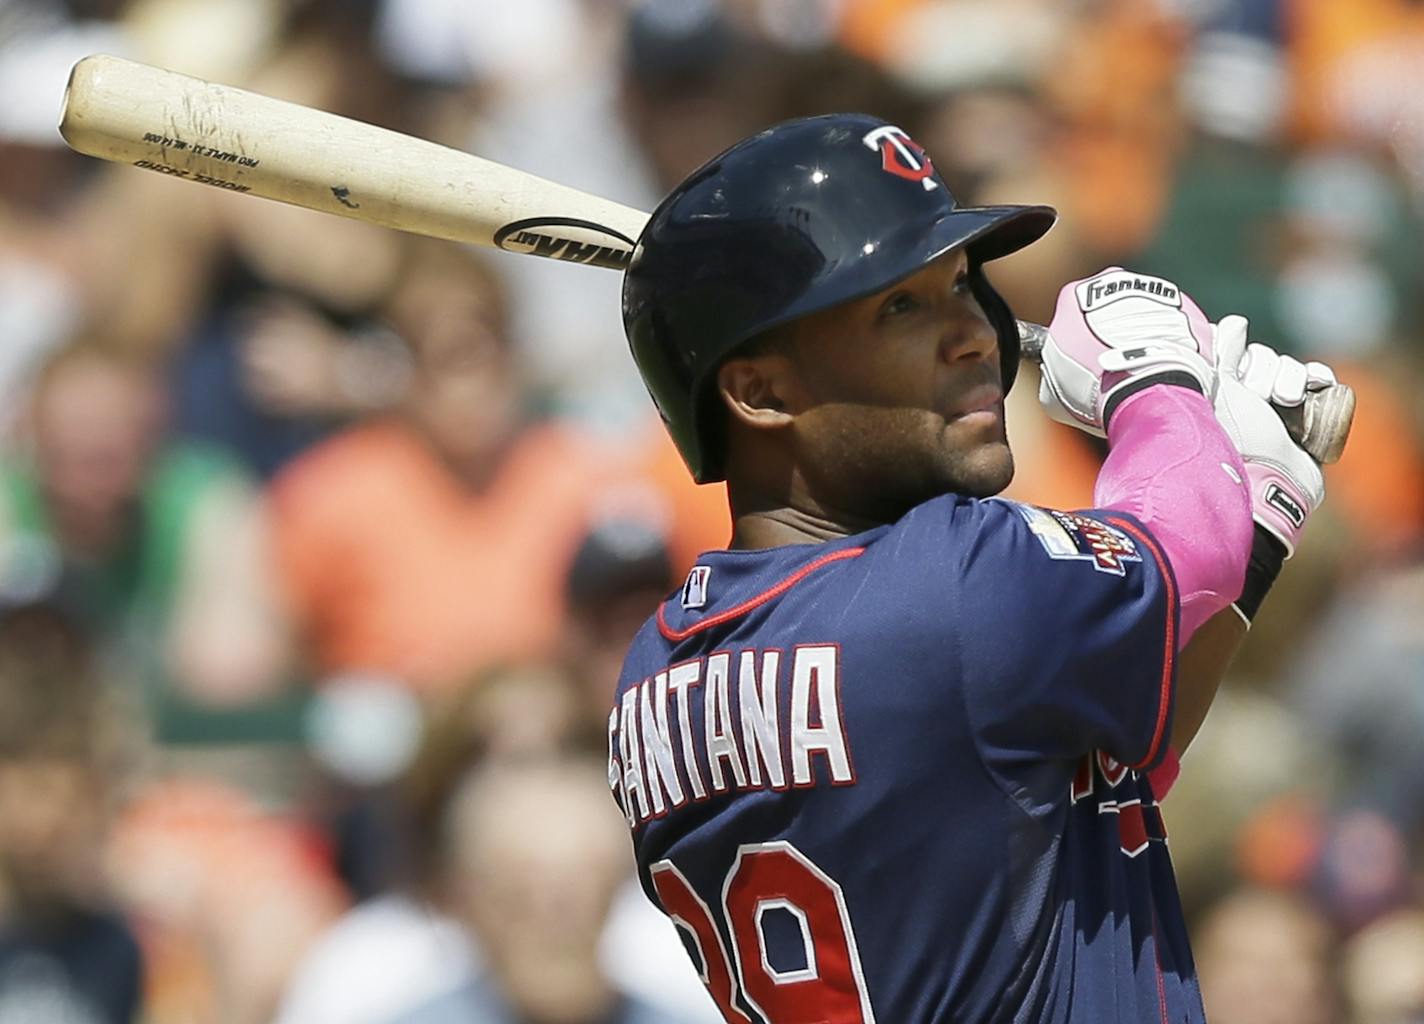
left=1009, top=504, right=1142, bottom=576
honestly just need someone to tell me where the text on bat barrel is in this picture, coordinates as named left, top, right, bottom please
left=143, top=131, right=258, bottom=167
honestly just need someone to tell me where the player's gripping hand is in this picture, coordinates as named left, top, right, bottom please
left=1212, top=316, right=1328, bottom=556
left=1037, top=267, right=1217, bottom=435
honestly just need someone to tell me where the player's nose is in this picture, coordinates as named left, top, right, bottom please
left=939, top=313, right=998, bottom=372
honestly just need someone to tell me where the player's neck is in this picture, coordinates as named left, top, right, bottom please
left=725, top=454, right=885, bottom=548
left=728, top=494, right=882, bottom=550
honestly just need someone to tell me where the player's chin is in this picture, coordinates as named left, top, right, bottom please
left=946, top=440, right=1014, bottom=498
left=938, top=412, right=1013, bottom=497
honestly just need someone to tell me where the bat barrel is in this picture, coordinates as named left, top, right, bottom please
left=60, top=54, right=650, bottom=270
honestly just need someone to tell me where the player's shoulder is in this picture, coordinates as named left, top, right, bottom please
left=617, top=603, right=679, bottom=696
left=903, top=494, right=1149, bottom=561
left=884, top=491, right=1030, bottom=555
left=623, top=535, right=878, bottom=682
left=892, top=491, right=1041, bottom=532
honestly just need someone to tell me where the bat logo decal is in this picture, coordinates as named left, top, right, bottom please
left=493, top=217, right=637, bottom=270
left=330, top=185, right=359, bottom=209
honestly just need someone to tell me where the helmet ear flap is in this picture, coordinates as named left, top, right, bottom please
left=968, top=265, right=1020, bottom=393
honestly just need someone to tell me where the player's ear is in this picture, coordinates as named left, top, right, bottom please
left=716, top=329, right=803, bottom=432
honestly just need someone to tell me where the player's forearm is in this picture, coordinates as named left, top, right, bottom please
left=1093, top=385, right=1253, bottom=646
left=1169, top=605, right=1248, bottom=754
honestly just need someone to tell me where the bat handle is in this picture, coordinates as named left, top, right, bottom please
left=1015, top=320, right=1353, bottom=465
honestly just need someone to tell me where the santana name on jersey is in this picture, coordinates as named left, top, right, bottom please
left=609, top=645, right=854, bottom=827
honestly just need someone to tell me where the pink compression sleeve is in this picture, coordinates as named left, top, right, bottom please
left=1094, top=386, right=1252, bottom=647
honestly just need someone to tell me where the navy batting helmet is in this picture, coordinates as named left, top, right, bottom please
left=623, top=113, right=1057, bottom=484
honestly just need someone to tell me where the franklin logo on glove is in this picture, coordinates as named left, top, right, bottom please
left=1264, top=484, right=1306, bottom=528
left=1076, top=271, right=1182, bottom=311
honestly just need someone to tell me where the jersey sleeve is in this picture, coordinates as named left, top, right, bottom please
left=947, top=498, right=1180, bottom=774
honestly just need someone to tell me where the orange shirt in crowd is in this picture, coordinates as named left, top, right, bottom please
left=1286, top=0, right=1424, bottom=145
left=629, top=424, right=732, bottom=573
left=1320, top=361, right=1424, bottom=559
left=271, top=419, right=609, bottom=692
left=108, top=779, right=347, bottom=1024
left=995, top=374, right=1101, bottom=512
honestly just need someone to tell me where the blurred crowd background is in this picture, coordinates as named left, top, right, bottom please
left=0, top=0, right=1422, bottom=1021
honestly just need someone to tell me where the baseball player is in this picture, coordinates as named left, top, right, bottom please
left=607, top=114, right=1333, bottom=1022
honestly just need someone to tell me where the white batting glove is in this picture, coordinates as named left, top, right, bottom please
left=1219, top=315, right=1339, bottom=407
left=1212, top=316, right=1327, bottom=556
left=1037, top=267, right=1218, bottom=436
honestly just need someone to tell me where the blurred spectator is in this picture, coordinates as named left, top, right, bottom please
left=388, top=0, right=657, bottom=430
left=1286, top=0, right=1424, bottom=176
left=1312, top=808, right=1414, bottom=935
left=279, top=663, right=716, bottom=1024
left=1316, top=365, right=1424, bottom=561
left=621, top=0, right=791, bottom=192
left=1280, top=559, right=1424, bottom=939
left=1157, top=686, right=1327, bottom=915
left=171, top=254, right=411, bottom=479
left=1041, top=0, right=1189, bottom=259
left=308, top=667, right=580, bottom=904
left=561, top=514, right=676, bottom=746
left=0, top=0, right=130, bottom=424
left=272, top=671, right=496, bottom=1024
left=270, top=242, right=617, bottom=692
left=624, top=429, right=731, bottom=575
left=1132, top=93, right=1295, bottom=347
left=1193, top=886, right=1341, bottom=1024
left=1288, top=561, right=1424, bottom=832
left=852, top=0, right=1065, bottom=101
left=0, top=340, right=291, bottom=723
left=1344, top=909, right=1424, bottom=1024
left=0, top=578, right=143, bottom=1024
left=106, top=777, right=346, bottom=1024
left=390, top=754, right=700, bottom=1024
left=169, top=5, right=429, bottom=477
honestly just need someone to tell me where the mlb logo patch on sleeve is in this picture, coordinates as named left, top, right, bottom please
left=1010, top=503, right=1142, bottom=576
left=681, top=565, right=711, bottom=609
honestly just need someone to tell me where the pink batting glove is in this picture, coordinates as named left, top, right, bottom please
left=1037, top=267, right=1218, bottom=435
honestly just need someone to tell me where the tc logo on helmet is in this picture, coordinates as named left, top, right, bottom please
left=862, top=125, right=939, bottom=192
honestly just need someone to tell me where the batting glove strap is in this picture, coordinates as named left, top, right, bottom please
left=1100, top=368, right=1208, bottom=430
left=1245, top=462, right=1317, bottom=557
left=1231, top=524, right=1287, bottom=624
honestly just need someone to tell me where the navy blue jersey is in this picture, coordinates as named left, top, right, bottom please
left=608, top=495, right=1203, bottom=1023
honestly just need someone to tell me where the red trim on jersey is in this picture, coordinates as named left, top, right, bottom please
left=1146, top=747, right=1181, bottom=800
left=657, top=547, right=866, bottom=642
left=1150, top=904, right=1171, bottom=1024
left=1102, top=516, right=1177, bottom=771
left=1153, top=933, right=1170, bottom=1024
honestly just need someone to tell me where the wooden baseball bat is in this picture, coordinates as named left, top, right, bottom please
left=60, top=54, right=1352, bottom=463
left=59, top=54, right=649, bottom=271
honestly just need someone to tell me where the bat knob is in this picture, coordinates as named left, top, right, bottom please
left=1277, top=383, right=1355, bottom=465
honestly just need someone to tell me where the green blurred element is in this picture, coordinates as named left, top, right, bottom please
left=153, top=686, right=310, bottom=746
left=1134, top=139, right=1291, bottom=349
left=0, top=442, right=307, bottom=745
